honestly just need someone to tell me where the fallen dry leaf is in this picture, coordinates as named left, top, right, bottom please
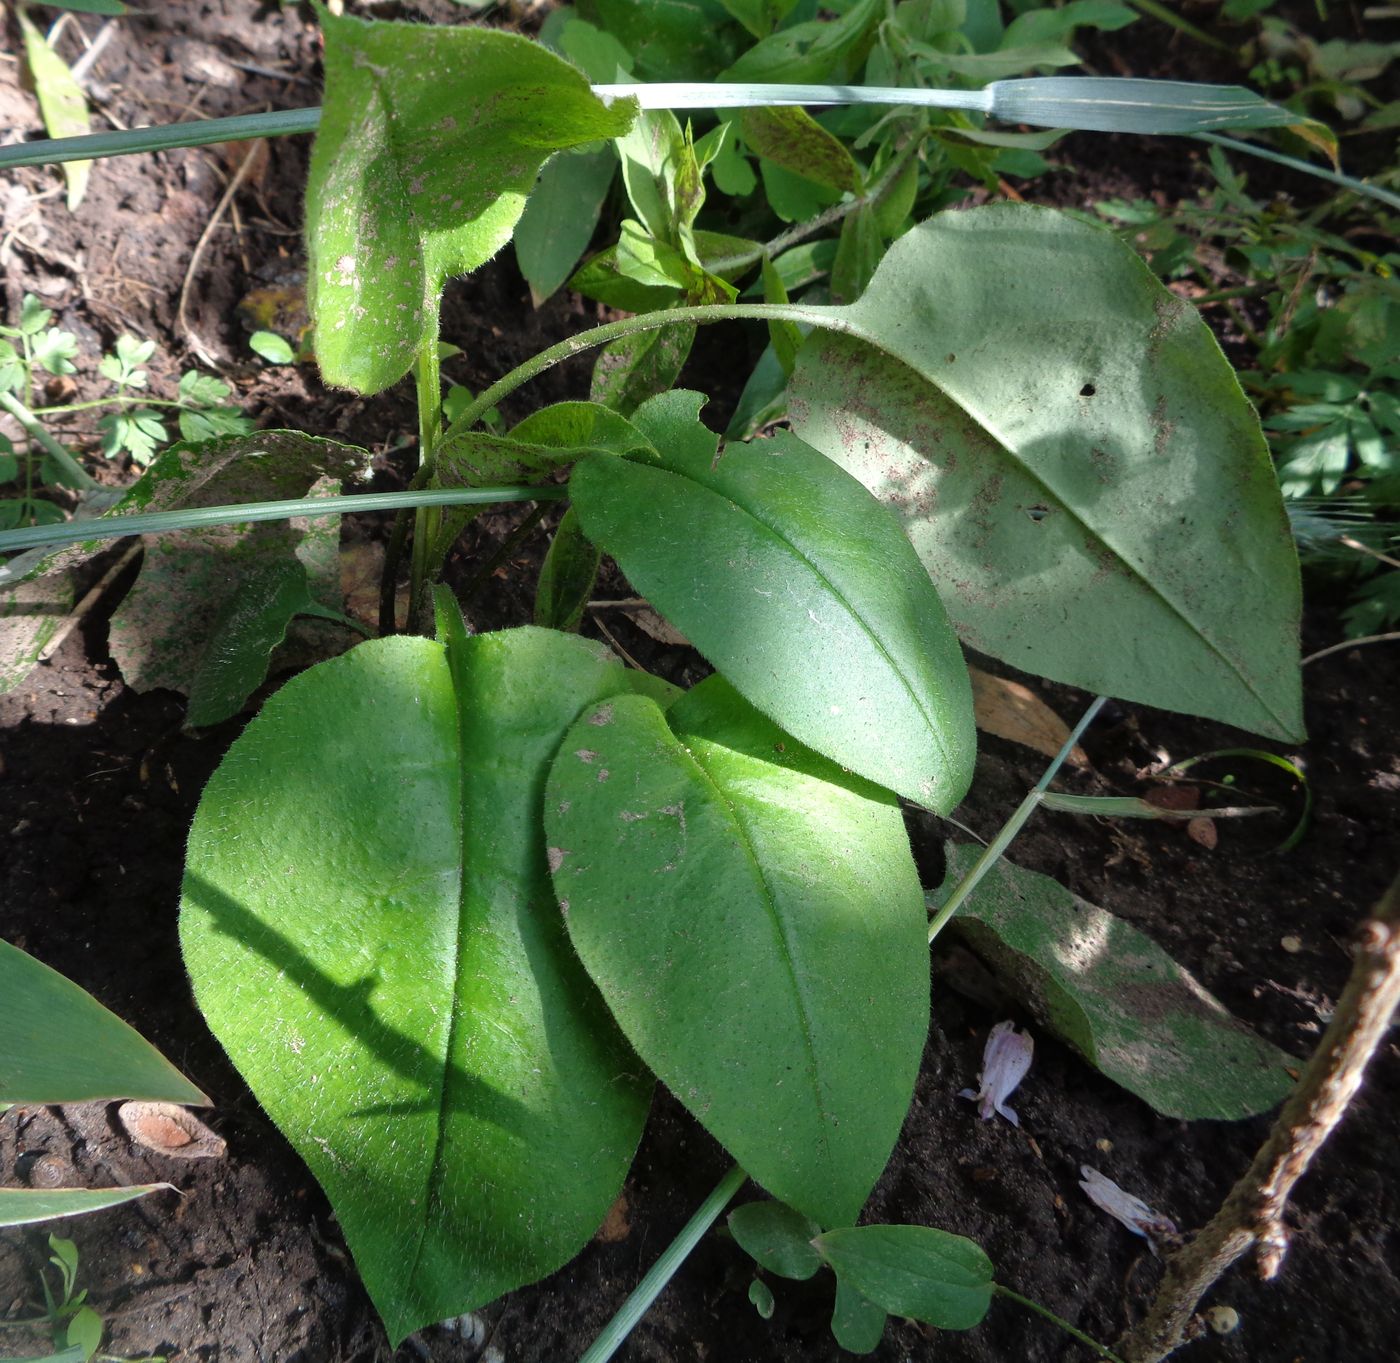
left=967, top=667, right=1089, bottom=768
left=630, top=606, right=690, bottom=648
left=340, top=541, right=409, bottom=632
left=1186, top=816, right=1218, bottom=849
left=117, top=1103, right=226, bottom=1160
left=595, top=1191, right=631, bottom=1243
left=1142, top=784, right=1201, bottom=814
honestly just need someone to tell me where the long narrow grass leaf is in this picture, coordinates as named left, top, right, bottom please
left=0, top=486, right=563, bottom=564
left=2, top=79, right=1313, bottom=174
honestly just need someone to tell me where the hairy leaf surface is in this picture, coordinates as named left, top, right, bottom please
left=788, top=203, right=1304, bottom=741
left=308, top=11, right=635, bottom=393
left=181, top=629, right=654, bottom=1342
left=545, top=677, right=929, bottom=1225
left=570, top=396, right=975, bottom=809
left=941, top=844, right=1296, bottom=1119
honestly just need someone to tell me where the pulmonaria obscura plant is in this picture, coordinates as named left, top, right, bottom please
left=0, top=4, right=1321, bottom=1353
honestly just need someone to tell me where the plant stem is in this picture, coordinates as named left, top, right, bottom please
left=455, top=302, right=847, bottom=430
left=927, top=695, right=1107, bottom=945
left=0, top=486, right=565, bottom=561
left=1116, top=872, right=1400, bottom=1362
left=1123, top=0, right=1230, bottom=52
left=577, top=1164, right=746, bottom=1363
left=995, top=1285, right=1128, bottom=1363
left=1302, top=630, right=1400, bottom=665
left=0, top=391, right=99, bottom=492
left=1196, top=133, right=1400, bottom=212
left=408, top=334, right=444, bottom=630
left=705, top=138, right=921, bottom=277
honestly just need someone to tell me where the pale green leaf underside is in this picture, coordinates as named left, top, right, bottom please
left=570, top=401, right=975, bottom=810
left=545, top=677, right=930, bottom=1227
left=0, top=1185, right=171, bottom=1228
left=943, top=844, right=1295, bottom=1119
left=789, top=203, right=1303, bottom=741
left=0, top=939, right=205, bottom=1106
left=180, top=630, right=653, bottom=1343
left=308, top=11, right=636, bottom=393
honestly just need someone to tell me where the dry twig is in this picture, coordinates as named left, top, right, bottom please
left=1117, top=871, right=1400, bottom=1362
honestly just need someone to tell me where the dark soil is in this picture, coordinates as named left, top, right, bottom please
left=3, top=5, right=1399, bottom=1363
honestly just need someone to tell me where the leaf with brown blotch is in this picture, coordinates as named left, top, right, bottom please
left=968, top=667, right=1089, bottom=768
left=117, top=1102, right=226, bottom=1160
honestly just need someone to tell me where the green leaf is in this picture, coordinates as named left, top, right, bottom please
left=589, top=323, right=697, bottom=417
left=1002, top=0, right=1137, bottom=45
left=723, top=0, right=883, bottom=82
left=106, top=437, right=366, bottom=706
left=18, top=11, right=92, bottom=211
left=426, top=404, right=655, bottom=577
left=814, top=1225, right=994, bottom=1331
left=0, top=1186, right=169, bottom=1229
left=0, top=939, right=206, bottom=1105
left=740, top=107, right=862, bottom=193
left=830, top=203, right=882, bottom=304
left=569, top=396, right=975, bottom=810
left=4, top=1349, right=84, bottom=1363
left=788, top=204, right=1304, bottom=741
left=32, top=327, right=79, bottom=377
left=185, top=558, right=348, bottom=727
left=984, top=76, right=1315, bottom=135
left=718, top=0, right=799, bottom=39
left=748, top=1277, right=776, bottom=1319
left=579, top=0, right=742, bottom=80
left=515, top=148, right=616, bottom=305
left=61, top=1304, right=102, bottom=1361
left=728, top=1201, right=823, bottom=1280
left=545, top=675, right=930, bottom=1226
left=307, top=9, right=636, bottom=394
left=44, top=1, right=127, bottom=13
left=181, top=629, right=656, bottom=1343
left=535, top=507, right=601, bottom=632
left=831, top=1277, right=888, bottom=1354
left=941, top=844, right=1296, bottom=1119
left=250, top=330, right=296, bottom=364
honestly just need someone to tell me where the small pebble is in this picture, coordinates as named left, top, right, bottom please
left=1205, top=1305, right=1240, bottom=1335
left=1095, top=1138, right=1113, bottom=1154
left=1281, top=935, right=1302, bottom=954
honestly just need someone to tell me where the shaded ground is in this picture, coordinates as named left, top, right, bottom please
left=3, top=4, right=1398, bottom=1362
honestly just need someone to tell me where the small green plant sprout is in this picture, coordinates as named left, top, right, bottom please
left=0, top=1234, right=167, bottom=1363
left=729, top=1199, right=1126, bottom=1360
left=958, top=1019, right=1034, bottom=1126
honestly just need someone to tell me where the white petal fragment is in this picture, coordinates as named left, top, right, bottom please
left=958, top=1019, right=1034, bottom=1126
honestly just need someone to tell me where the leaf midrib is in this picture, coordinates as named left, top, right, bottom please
left=823, top=312, right=1293, bottom=737
left=630, top=457, right=953, bottom=794
left=673, top=731, right=836, bottom=1165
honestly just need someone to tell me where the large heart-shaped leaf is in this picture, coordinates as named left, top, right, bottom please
left=308, top=10, right=636, bottom=394
left=545, top=676, right=930, bottom=1226
left=0, top=940, right=205, bottom=1106
left=941, top=843, right=1296, bottom=1119
left=788, top=203, right=1303, bottom=742
left=569, top=394, right=975, bottom=810
left=181, top=628, right=656, bottom=1342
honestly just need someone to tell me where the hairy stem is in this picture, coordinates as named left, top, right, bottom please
left=455, top=302, right=850, bottom=430
left=705, top=137, right=922, bottom=277
left=0, top=391, right=99, bottom=492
